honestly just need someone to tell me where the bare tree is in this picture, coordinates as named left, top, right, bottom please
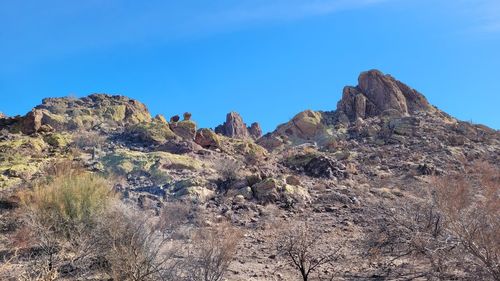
left=187, top=223, right=242, bottom=281
left=276, top=222, right=341, bottom=281
left=99, top=203, right=181, bottom=281
left=433, top=161, right=500, bottom=280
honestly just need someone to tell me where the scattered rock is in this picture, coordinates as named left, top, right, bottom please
left=304, top=156, right=347, bottom=179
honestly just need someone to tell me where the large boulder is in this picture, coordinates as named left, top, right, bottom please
left=252, top=178, right=281, bottom=202
left=170, top=120, right=197, bottom=140
left=260, top=110, right=325, bottom=145
left=194, top=128, right=221, bottom=149
left=337, top=70, right=434, bottom=121
left=125, top=121, right=177, bottom=144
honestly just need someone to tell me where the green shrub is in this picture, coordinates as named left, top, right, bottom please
left=20, top=170, right=116, bottom=238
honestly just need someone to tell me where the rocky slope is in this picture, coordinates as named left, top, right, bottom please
left=0, top=70, right=498, bottom=280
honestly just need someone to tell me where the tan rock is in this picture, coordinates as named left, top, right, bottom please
left=337, top=70, right=435, bottom=121
left=170, top=120, right=196, bottom=140
left=194, top=128, right=221, bottom=149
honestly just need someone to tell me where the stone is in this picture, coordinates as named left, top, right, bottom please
left=170, top=120, right=196, bottom=140
left=183, top=112, right=192, bottom=121
left=156, top=139, right=200, bottom=154
left=388, top=117, right=420, bottom=136
left=9, top=94, right=153, bottom=134
left=0, top=112, right=6, bottom=119
left=125, top=121, right=177, bottom=144
left=170, top=115, right=180, bottom=123
left=252, top=178, right=281, bottom=202
left=21, top=109, right=43, bottom=134
left=337, top=70, right=434, bottom=121
left=44, top=133, right=71, bottom=148
left=285, top=175, right=301, bottom=186
left=248, top=122, right=263, bottom=139
left=215, top=112, right=250, bottom=139
left=194, top=128, right=221, bottom=149
left=304, top=156, right=347, bottom=179
left=154, top=114, right=168, bottom=124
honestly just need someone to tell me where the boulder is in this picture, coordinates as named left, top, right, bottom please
left=154, top=114, right=168, bottom=124
left=183, top=112, right=192, bottom=121
left=170, top=120, right=196, bottom=140
left=170, top=115, right=180, bottom=123
left=252, top=178, right=281, bottom=202
left=21, top=109, right=43, bottom=134
left=125, top=121, right=177, bottom=144
left=194, top=128, right=221, bottom=149
left=304, top=156, right=347, bottom=179
left=44, top=133, right=71, bottom=148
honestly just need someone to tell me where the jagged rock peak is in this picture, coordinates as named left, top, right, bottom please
left=248, top=122, right=263, bottom=139
left=337, top=69, right=434, bottom=121
left=0, top=112, right=5, bottom=119
left=215, top=112, right=261, bottom=140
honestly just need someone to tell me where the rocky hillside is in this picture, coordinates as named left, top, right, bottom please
left=0, top=70, right=498, bottom=280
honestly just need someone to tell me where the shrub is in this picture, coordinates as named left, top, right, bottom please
left=187, top=223, right=242, bottom=281
left=433, top=161, right=500, bottom=280
left=19, top=170, right=116, bottom=239
left=98, top=203, right=180, bottom=281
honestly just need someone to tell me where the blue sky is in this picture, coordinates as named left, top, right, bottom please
left=1, top=0, right=499, bottom=131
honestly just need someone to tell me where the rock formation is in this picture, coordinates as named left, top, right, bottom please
left=337, top=70, right=434, bottom=121
left=215, top=112, right=262, bottom=140
left=194, top=128, right=221, bottom=149
left=248, top=122, right=263, bottom=139
left=4, top=94, right=152, bottom=134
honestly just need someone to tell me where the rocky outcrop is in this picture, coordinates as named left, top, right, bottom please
left=125, top=121, right=177, bottom=144
left=215, top=112, right=248, bottom=139
left=337, top=70, right=434, bottom=121
left=194, top=128, right=221, bottom=149
left=0, top=112, right=6, bottom=119
left=248, top=122, right=262, bottom=139
left=257, top=110, right=327, bottom=150
left=8, top=94, right=152, bottom=134
left=170, top=120, right=196, bottom=140
left=215, top=112, right=262, bottom=140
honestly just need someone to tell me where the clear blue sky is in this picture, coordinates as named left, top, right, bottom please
left=1, top=0, right=499, bottom=132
